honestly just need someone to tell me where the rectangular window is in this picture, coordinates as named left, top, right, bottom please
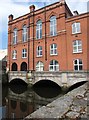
left=73, top=40, right=82, bottom=53
left=72, top=22, right=81, bottom=34
left=50, top=44, right=57, bottom=55
left=12, top=50, right=17, bottom=59
left=22, top=49, right=27, bottom=58
left=37, top=46, right=42, bottom=57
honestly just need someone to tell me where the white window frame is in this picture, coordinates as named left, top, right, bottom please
left=49, top=60, right=59, bottom=71
left=73, top=59, right=83, bottom=71
left=13, top=28, right=17, bottom=44
left=50, top=16, right=57, bottom=36
left=22, top=49, right=27, bottom=58
left=36, top=20, right=42, bottom=39
left=73, top=40, right=82, bottom=53
left=36, top=61, right=44, bottom=71
left=12, top=50, right=17, bottom=59
left=37, top=46, right=42, bottom=57
left=22, top=25, right=27, bottom=42
left=50, top=43, right=57, bottom=55
left=72, top=22, right=81, bottom=34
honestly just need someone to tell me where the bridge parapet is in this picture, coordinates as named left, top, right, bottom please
left=8, top=71, right=89, bottom=88
left=8, top=71, right=27, bottom=83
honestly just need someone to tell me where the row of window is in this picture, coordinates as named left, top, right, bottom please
left=12, top=40, right=82, bottom=59
left=35, top=59, right=83, bottom=71
left=12, top=16, right=81, bottom=44
left=12, top=59, right=83, bottom=71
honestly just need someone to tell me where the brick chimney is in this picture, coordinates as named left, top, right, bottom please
left=73, top=11, right=79, bottom=16
left=8, top=14, right=14, bottom=21
left=29, top=5, right=35, bottom=12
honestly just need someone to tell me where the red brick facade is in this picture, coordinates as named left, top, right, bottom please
left=8, top=0, right=89, bottom=72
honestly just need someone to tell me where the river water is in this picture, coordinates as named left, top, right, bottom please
left=2, top=79, right=66, bottom=119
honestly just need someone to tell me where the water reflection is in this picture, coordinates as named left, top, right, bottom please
left=9, top=83, right=27, bottom=94
left=2, top=81, right=65, bottom=119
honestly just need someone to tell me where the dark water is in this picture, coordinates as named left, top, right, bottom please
left=2, top=79, right=66, bottom=119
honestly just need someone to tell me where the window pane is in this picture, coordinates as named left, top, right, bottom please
left=79, top=66, right=82, bottom=70
left=50, top=16, right=57, bottom=36
left=74, top=65, right=78, bottom=70
left=76, top=23, right=80, bottom=33
left=74, top=60, right=77, bottom=64
left=36, top=20, right=42, bottom=39
left=79, top=59, right=82, bottom=64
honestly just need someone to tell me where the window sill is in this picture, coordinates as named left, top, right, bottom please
left=50, top=54, right=58, bottom=56
left=36, top=56, right=43, bottom=58
left=12, top=58, right=17, bottom=60
left=72, top=32, right=81, bottom=35
left=22, top=57, right=27, bottom=59
left=73, top=51, right=82, bottom=54
left=22, top=41, right=27, bottom=43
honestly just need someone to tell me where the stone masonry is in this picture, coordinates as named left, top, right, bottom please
left=25, top=82, right=89, bottom=119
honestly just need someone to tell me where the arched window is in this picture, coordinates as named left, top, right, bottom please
left=74, top=59, right=83, bottom=71
left=13, top=28, right=17, bottom=44
left=50, top=43, right=57, bottom=55
left=50, top=16, right=57, bottom=36
left=22, top=25, right=27, bottom=42
left=49, top=60, right=59, bottom=71
left=22, top=48, right=27, bottom=58
left=11, top=63, right=18, bottom=71
left=12, top=50, right=17, bottom=59
left=72, top=22, right=81, bottom=34
left=36, top=61, right=44, bottom=71
left=36, top=20, right=42, bottom=39
left=20, top=62, right=27, bottom=71
left=37, top=46, right=42, bottom=57
left=73, top=40, right=82, bottom=53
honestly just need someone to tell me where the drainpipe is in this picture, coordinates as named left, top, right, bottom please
left=28, top=14, right=30, bottom=71
left=33, top=12, right=35, bottom=71
left=44, top=3, right=47, bottom=61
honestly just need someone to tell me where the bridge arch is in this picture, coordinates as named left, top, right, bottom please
left=20, top=62, right=27, bottom=71
left=11, top=62, right=18, bottom=71
left=9, top=78, right=27, bottom=85
left=33, top=79, right=62, bottom=98
left=33, top=79, right=62, bottom=88
left=68, top=80, right=88, bottom=92
left=9, top=78, right=27, bottom=94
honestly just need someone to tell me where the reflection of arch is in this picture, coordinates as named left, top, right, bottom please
left=11, top=63, right=17, bottom=71
left=20, top=62, right=27, bottom=71
left=20, top=102, right=27, bottom=112
left=11, top=100, right=17, bottom=109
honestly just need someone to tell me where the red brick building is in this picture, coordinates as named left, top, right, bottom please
left=8, top=0, right=89, bottom=72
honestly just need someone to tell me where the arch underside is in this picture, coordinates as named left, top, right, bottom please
left=9, top=78, right=27, bottom=84
left=33, top=79, right=62, bottom=88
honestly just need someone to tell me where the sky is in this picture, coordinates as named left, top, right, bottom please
left=0, top=0, right=89, bottom=50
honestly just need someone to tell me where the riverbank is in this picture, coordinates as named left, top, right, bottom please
left=25, top=82, right=89, bottom=119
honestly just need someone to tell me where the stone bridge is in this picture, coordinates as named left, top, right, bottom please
left=8, top=71, right=88, bottom=88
